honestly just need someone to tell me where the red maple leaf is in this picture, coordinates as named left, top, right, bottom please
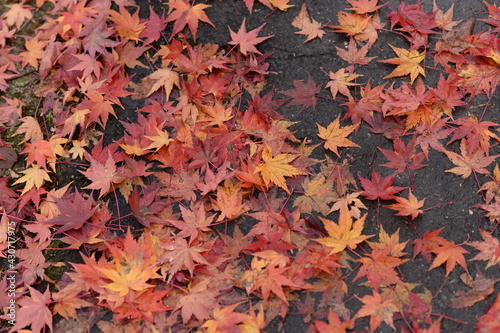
left=447, top=115, right=500, bottom=153
left=139, top=6, right=167, bottom=44
left=166, top=0, right=214, bottom=40
left=379, top=137, right=427, bottom=174
left=281, top=74, right=322, bottom=112
left=44, top=190, right=97, bottom=233
left=129, top=185, right=169, bottom=228
left=228, top=18, right=272, bottom=55
left=412, top=227, right=448, bottom=262
left=359, top=169, right=406, bottom=201
left=80, top=153, right=125, bottom=198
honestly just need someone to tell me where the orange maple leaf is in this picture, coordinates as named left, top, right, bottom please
left=251, top=265, right=301, bottom=305
left=444, top=139, right=499, bottom=179
left=476, top=293, right=500, bottom=332
left=385, top=190, right=425, bottom=220
left=20, top=36, right=45, bottom=70
left=379, top=44, right=425, bottom=83
left=315, top=308, right=354, bottom=333
left=202, top=303, right=249, bottom=333
left=315, top=206, right=372, bottom=254
left=145, top=67, right=180, bottom=101
left=175, top=280, right=217, bottom=324
left=255, top=144, right=306, bottom=193
left=229, top=18, right=273, bottom=55
left=356, top=291, right=399, bottom=332
left=52, top=281, right=93, bottom=320
left=108, top=6, right=147, bottom=42
left=430, top=240, right=469, bottom=277
left=292, top=3, right=326, bottom=43
left=346, top=0, right=383, bottom=14
left=13, top=116, right=43, bottom=143
left=269, top=0, right=294, bottom=11
left=336, top=38, right=376, bottom=66
left=317, top=116, right=360, bottom=157
left=211, top=181, right=250, bottom=221
left=330, top=12, right=371, bottom=38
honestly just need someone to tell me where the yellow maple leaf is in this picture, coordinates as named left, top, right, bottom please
left=145, top=127, right=173, bottom=151
left=317, top=116, right=360, bottom=157
left=99, top=265, right=157, bottom=297
left=13, top=165, right=51, bottom=195
left=380, top=44, right=425, bottom=83
left=255, top=144, right=307, bottom=193
left=315, top=206, right=372, bottom=254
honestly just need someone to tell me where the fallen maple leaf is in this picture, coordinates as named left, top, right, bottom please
left=447, top=115, right=500, bottom=153
left=476, top=292, right=500, bottom=332
left=2, top=3, right=33, bottom=28
left=315, top=206, right=372, bottom=254
left=9, top=286, right=52, bottom=333
left=80, top=153, right=125, bottom=198
left=478, top=165, right=500, bottom=205
left=467, top=228, right=500, bottom=269
left=202, top=303, right=248, bottom=332
left=20, top=36, right=45, bottom=70
left=43, top=190, right=97, bottom=233
left=379, top=44, right=425, bottom=83
left=145, top=67, right=180, bottom=101
left=255, top=144, right=306, bottom=193
left=13, top=165, right=51, bottom=195
left=359, top=169, right=405, bottom=201
left=166, top=0, right=214, bottom=40
left=356, top=291, right=398, bottom=332
left=317, top=116, right=360, bottom=157
left=336, top=38, right=376, bottom=66
left=379, top=137, right=427, bottom=175
left=412, top=227, right=448, bottom=262
left=346, top=0, right=383, bottom=14
left=326, top=68, right=362, bottom=99
left=108, top=6, right=146, bottom=42
left=444, top=139, right=499, bottom=179
left=228, top=18, right=272, bottom=55
left=385, top=190, right=425, bottom=220
left=430, top=240, right=469, bottom=277
left=281, top=74, right=321, bottom=111
left=330, top=12, right=371, bottom=39
left=451, top=272, right=500, bottom=308
left=315, top=308, right=354, bottom=333
left=175, top=280, right=217, bottom=324
left=292, top=3, right=326, bottom=43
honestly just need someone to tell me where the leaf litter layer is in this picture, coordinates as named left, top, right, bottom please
left=1, top=0, right=500, bottom=332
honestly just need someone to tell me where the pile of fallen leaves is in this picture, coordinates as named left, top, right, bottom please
left=1, top=0, right=500, bottom=332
